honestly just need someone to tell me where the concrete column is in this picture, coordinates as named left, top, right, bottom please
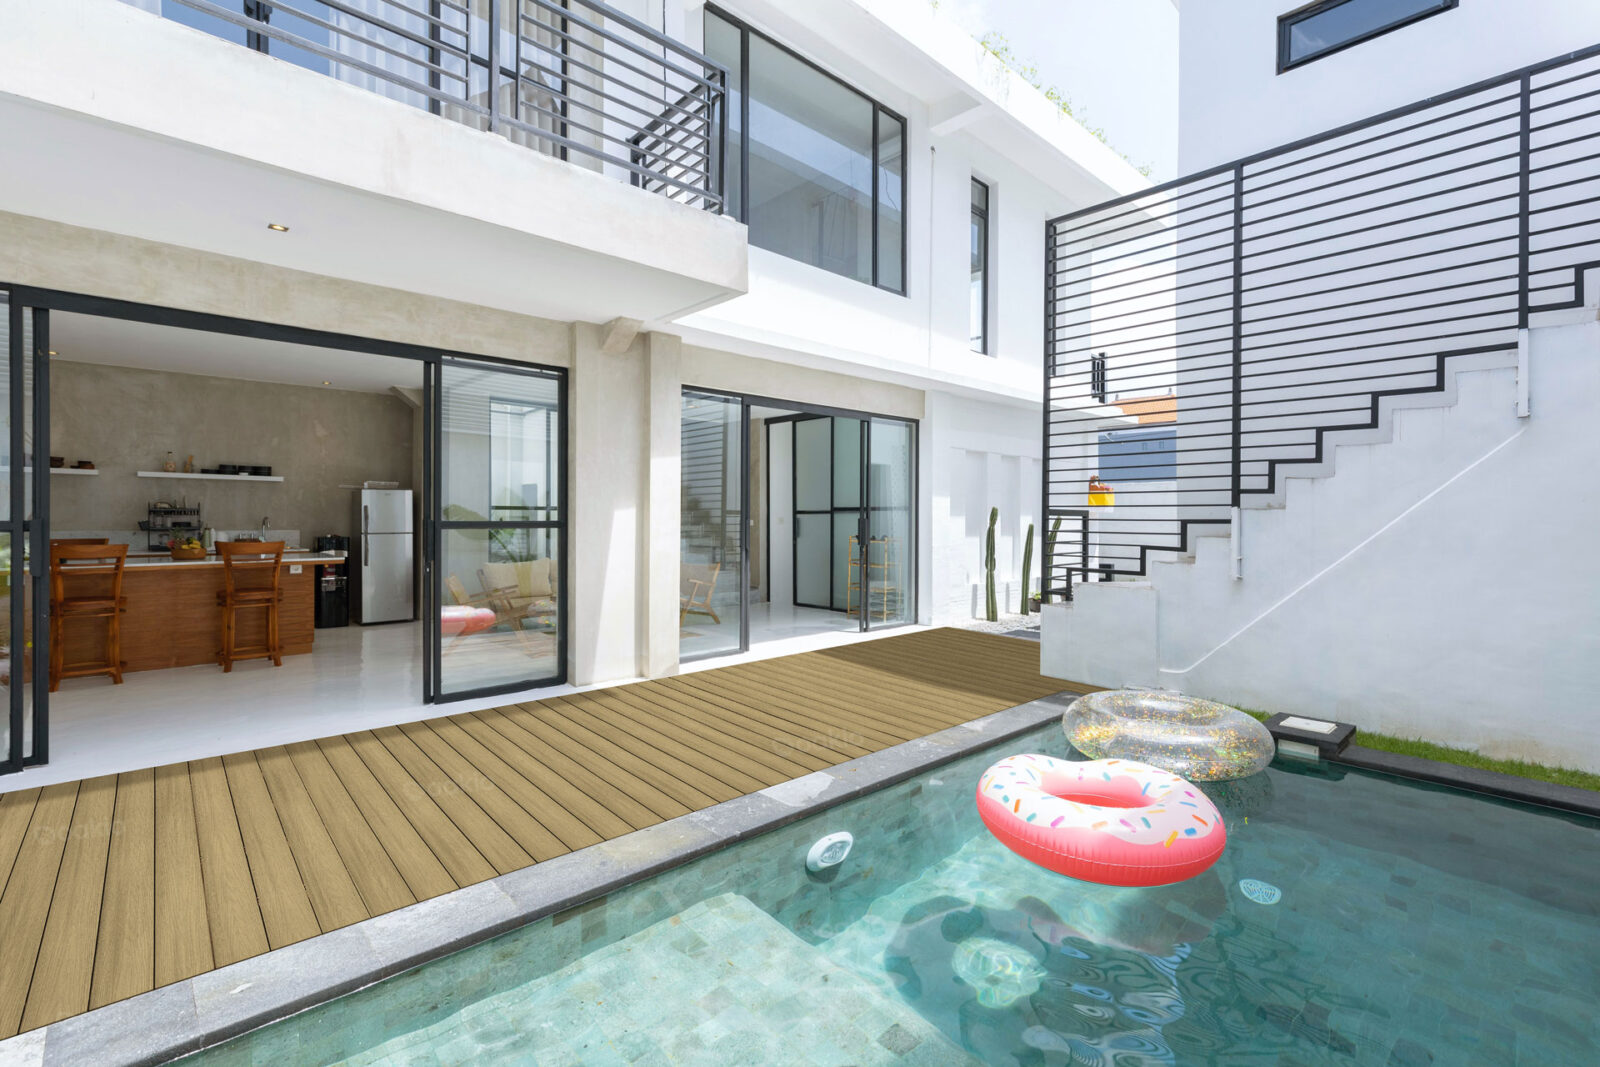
left=642, top=331, right=683, bottom=679
left=568, top=322, right=648, bottom=686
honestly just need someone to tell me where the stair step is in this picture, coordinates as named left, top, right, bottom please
left=362, top=893, right=978, bottom=1065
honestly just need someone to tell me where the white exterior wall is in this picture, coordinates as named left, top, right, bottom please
left=1179, top=0, right=1600, bottom=172
left=1045, top=315, right=1600, bottom=772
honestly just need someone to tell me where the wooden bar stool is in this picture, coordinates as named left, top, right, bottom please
left=216, top=541, right=286, bottom=672
left=49, top=542, right=128, bottom=692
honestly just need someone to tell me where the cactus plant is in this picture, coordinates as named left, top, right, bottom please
left=1042, top=516, right=1062, bottom=604
left=1020, top=522, right=1035, bottom=614
left=984, top=507, right=999, bottom=621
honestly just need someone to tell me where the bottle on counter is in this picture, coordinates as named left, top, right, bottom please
left=202, top=526, right=215, bottom=551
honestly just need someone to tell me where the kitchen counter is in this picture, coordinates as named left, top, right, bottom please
left=122, top=550, right=347, bottom=569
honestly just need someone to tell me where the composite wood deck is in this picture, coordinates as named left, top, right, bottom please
left=0, top=628, right=1085, bottom=1038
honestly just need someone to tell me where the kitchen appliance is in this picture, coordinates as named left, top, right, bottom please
left=351, top=490, right=413, bottom=624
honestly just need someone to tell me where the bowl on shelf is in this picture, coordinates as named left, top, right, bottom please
left=73, top=461, right=95, bottom=470
left=49, top=456, right=64, bottom=468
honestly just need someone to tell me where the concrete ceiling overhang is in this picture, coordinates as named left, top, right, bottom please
left=0, top=0, right=749, bottom=326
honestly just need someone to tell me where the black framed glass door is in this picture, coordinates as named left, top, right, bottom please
left=430, top=356, right=567, bottom=700
left=861, top=417, right=915, bottom=629
left=1, top=293, right=50, bottom=774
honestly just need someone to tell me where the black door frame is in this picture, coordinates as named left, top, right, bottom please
left=2, top=297, right=49, bottom=773
left=0, top=284, right=569, bottom=772
left=684, top=386, right=918, bottom=663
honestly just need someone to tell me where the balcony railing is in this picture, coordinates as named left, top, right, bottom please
left=1042, top=43, right=1600, bottom=600
left=155, top=0, right=727, bottom=211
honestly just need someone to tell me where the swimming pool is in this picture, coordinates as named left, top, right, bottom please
left=178, top=723, right=1599, bottom=1065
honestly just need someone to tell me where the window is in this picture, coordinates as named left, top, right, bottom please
left=970, top=178, right=990, bottom=353
left=1098, top=429, right=1177, bottom=482
left=704, top=6, right=907, bottom=293
left=1278, top=0, right=1457, bottom=73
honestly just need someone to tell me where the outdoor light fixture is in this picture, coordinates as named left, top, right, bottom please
left=267, top=223, right=290, bottom=232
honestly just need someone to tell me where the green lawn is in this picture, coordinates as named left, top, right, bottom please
left=1242, top=710, right=1600, bottom=793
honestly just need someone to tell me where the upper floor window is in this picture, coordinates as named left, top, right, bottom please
left=1277, top=0, right=1457, bottom=73
left=970, top=179, right=990, bottom=353
left=704, top=6, right=906, bottom=293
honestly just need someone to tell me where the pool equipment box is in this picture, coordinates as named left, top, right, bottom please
left=1263, top=713, right=1356, bottom=759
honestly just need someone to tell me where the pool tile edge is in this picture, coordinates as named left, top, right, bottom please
left=6, top=690, right=1083, bottom=1067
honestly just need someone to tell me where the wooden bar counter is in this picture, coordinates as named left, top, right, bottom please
left=58, top=551, right=346, bottom=674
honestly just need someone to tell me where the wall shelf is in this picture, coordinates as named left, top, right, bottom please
left=136, top=471, right=284, bottom=483
left=53, top=468, right=99, bottom=476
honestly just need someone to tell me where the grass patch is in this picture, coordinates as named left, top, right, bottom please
left=1239, top=709, right=1600, bottom=793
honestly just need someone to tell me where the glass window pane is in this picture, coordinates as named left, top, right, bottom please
left=440, top=527, right=560, bottom=692
left=703, top=11, right=744, bottom=219
left=832, top=417, right=860, bottom=508
left=866, top=419, right=914, bottom=626
left=876, top=112, right=905, bottom=292
left=1286, top=0, right=1449, bottom=66
left=680, top=390, right=742, bottom=659
left=0, top=530, right=9, bottom=762
left=746, top=35, right=873, bottom=283
left=0, top=292, right=9, bottom=523
left=970, top=179, right=988, bottom=353
left=441, top=361, right=560, bottom=522
left=794, top=418, right=831, bottom=511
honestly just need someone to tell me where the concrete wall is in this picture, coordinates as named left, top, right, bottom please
left=1179, top=0, right=1600, bottom=172
left=50, top=361, right=414, bottom=543
left=1044, top=317, right=1600, bottom=772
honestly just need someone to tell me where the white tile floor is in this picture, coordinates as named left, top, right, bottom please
left=1, top=612, right=927, bottom=793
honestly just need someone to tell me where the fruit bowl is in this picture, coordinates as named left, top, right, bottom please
left=170, top=542, right=206, bottom=560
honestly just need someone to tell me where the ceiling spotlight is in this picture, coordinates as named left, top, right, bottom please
left=267, top=223, right=290, bottom=232
left=47, top=350, right=57, bottom=356
left=321, top=380, right=332, bottom=386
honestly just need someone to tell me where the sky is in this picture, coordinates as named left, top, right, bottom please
left=935, top=0, right=1180, bottom=181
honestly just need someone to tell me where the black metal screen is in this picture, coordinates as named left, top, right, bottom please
left=1044, top=44, right=1600, bottom=598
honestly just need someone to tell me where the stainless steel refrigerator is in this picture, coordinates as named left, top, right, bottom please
left=352, top=489, right=414, bottom=624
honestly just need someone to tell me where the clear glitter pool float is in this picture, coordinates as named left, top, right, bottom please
left=975, top=754, right=1226, bottom=886
left=1062, top=690, right=1275, bottom=781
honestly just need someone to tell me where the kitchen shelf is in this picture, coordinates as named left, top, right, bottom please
left=136, top=471, right=284, bottom=483
left=18, top=467, right=100, bottom=475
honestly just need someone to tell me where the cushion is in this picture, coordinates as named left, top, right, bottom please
left=481, top=558, right=553, bottom=599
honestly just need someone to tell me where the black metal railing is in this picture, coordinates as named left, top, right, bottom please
left=1042, top=44, right=1600, bottom=600
left=161, top=0, right=726, bottom=211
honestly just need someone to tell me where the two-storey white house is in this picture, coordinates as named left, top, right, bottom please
left=1042, top=0, right=1600, bottom=771
left=0, top=0, right=1152, bottom=781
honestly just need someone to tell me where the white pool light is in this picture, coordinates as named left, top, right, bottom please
left=806, top=831, right=853, bottom=872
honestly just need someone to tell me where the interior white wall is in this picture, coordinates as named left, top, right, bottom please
left=1179, top=0, right=1600, bottom=172
left=1044, top=318, right=1600, bottom=772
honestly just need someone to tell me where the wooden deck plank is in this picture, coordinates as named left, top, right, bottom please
left=283, top=742, right=416, bottom=917
left=0, top=788, right=41, bottom=899
left=153, top=763, right=213, bottom=986
left=464, top=708, right=668, bottom=831
left=370, top=726, right=532, bottom=876
left=440, top=713, right=624, bottom=845
left=530, top=695, right=733, bottom=808
left=336, top=732, right=499, bottom=887
left=476, top=707, right=692, bottom=825
left=312, top=737, right=460, bottom=901
left=90, top=769, right=155, bottom=1010
left=253, top=747, right=370, bottom=933
left=0, top=781, right=78, bottom=1039
left=220, top=752, right=321, bottom=949
left=0, top=628, right=1079, bottom=1039
left=395, top=720, right=574, bottom=862
left=188, top=757, right=269, bottom=967
left=20, top=776, right=116, bottom=1032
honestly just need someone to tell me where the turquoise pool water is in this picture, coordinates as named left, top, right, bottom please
left=181, top=726, right=1600, bottom=1065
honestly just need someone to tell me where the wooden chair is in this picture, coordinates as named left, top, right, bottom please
left=680, top=562, right=723, bottom=625
left=49, top=542, right=128, bottom=691
left=216, top=541, right=285, bottom=672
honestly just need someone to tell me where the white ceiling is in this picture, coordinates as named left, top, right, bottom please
left=49, top=311, right=422, bottom=394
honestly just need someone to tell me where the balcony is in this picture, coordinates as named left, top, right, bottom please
left=0, top=0, right=747, bottom=324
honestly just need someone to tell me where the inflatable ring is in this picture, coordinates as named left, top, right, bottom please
left=1062, top=690, right=1274, bottom=781
left=976, top=754, right=1226, bottom=887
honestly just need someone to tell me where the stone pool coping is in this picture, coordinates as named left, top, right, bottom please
left=1332, top=744, right=1600, bottom=818
left=0, top=691, right=1084, bottom=1067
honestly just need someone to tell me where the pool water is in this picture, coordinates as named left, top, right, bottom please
left=181, top=725, right=1600, bottom=1066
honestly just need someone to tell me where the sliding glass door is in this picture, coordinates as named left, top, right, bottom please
left=863, top=417, right=914, bottom=628
left=680, top=391, right=746, bottom=660
left=431, top=356, right=566, bottom=700
left=1, top=293, right=49, bottom=773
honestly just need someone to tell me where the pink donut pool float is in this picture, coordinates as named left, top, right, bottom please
left=976, top=754, right=1226, bottom=887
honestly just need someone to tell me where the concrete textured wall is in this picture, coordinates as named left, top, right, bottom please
left=50, top=361, right=414, bottom=544
left=1044, top=317, right=1600, bottom=772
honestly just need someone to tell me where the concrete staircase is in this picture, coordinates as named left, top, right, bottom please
left=1042, top=318, right=1600, bottom=770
